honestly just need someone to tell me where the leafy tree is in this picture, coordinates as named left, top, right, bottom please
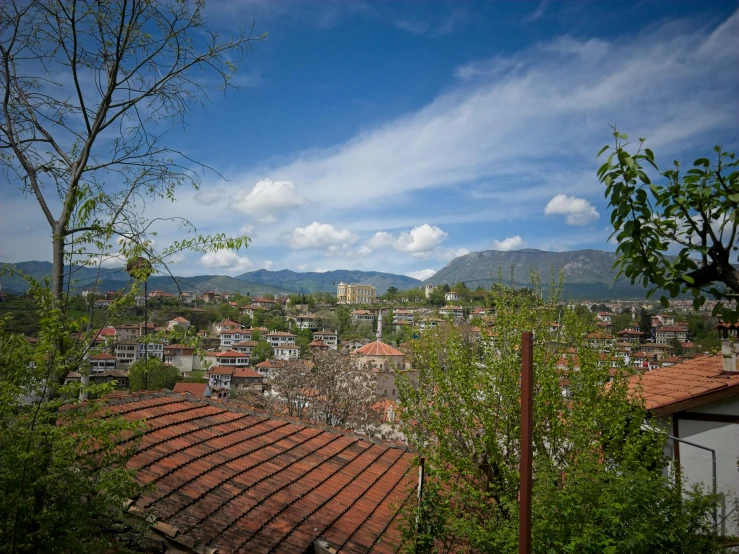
left=611, top=312, right=633, bottom=332
left=598, top=130, right=739, bottom=321
left=428, top=288, right=446, bottom=307
left=251, top=341, right=273, bottom=364
left=386, top=286, right=399, bottom=297
left=397, top=283, right=718, bottom=553
left=0, top=1, right=262, bottom=303
left=669, top=336, right=683, bottom=354
left=0, top=281, right=142, bottom=553
left=129, top=357, right=180, bottom=391
left=639, top=308, right=653, bottom=334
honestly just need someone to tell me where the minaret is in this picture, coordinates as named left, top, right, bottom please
left=376, top=309, right=383, bottom=341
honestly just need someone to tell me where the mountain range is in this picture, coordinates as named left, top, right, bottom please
left=1, top=249, right=667, bottom=300
left=425, top=248, right=647, bottom=299
left=0, top=262, right=419, bottom=296
left=235, top=269, right=421, bottom=295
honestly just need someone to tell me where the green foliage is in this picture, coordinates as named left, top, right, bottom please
left=428, top=288, right=446, bottom=307
left=129, top=357, right=181, bottom=391
left=611, top=312, right=633, bottom=332
left=0, top=282, right=142, bottom=553
left=397, top=283, right=719, bottom=553
left=598, top=130, right=739, bottom=322
left=252, top=341, right=273, bottom=364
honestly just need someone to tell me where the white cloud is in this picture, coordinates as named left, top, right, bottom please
left=544, top=194, right=599, bottom=226
left=230, top=179, right=307, bottom=223
left=194, top=188, right=225, bottom=206
left=407, top=268, right=437, bottom=281
left=493, top=236, right=527, bottom=251
left=396, top=224, right=448, bottom=253
left=200, top=250, right=253, bottom=274
left=359, top=224, right=449, bottom=257
left=288, top=222, right=358, bottom=250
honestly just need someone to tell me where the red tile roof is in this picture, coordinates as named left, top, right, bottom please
left=173, top=383, right=209, bottom=397
left=628, top=355, right=739, bottom=416
left=108, top=392, right=414, bottom=553
left=90, top=352, right=117, bottom=359
left=209, top=366, right=235, bottom=375
left=256, top=360, right=284, bottom=369
left=215, top=350, right=246, bottom=358
left=232, top=367, right=262, bottom=379
left=352, top=341, right=404, bottom=357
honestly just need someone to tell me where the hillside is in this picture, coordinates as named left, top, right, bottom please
left=0, top=262, right=293, bottom=296
left=236, top=269, right=421, bottom=295
left=425, top=249, right=650, bottom=299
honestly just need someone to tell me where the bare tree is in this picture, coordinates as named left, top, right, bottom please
left=0, top=0, right=264, bottom=303
left=308, top=349, right=383, bottom=434
left=261, top=351, right=385, bottom=436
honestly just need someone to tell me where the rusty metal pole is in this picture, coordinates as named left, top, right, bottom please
left=519, top=331, right=534, bottom=554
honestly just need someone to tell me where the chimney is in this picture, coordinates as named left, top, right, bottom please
left=376, top=309, right=382, bottom=341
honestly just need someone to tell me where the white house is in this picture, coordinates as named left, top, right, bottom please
left=351, top=310, right=375, bottom=324
left=629, top=348, right=739, bottom=537
left=265, top=331, right=297, bottom=348
left=213, top=349, right=250, bottom=368
left=392, top=309, right=414, bottom=325
left=137, top=339, right=164, bottom=360
left=167, top=316, right=191, bottom=330
left=444, top=291, right=462, bottom=302
left=439, top=306, right=464, bottom=320
left=292, top=314, right=318, bottom=330
left=273, top=344, right=300, bottom=361
left=220, top=329, right=252, bottom=349
left=89, top=353, right=117, bottom=374
left=312, top=330, right=338, bottom=350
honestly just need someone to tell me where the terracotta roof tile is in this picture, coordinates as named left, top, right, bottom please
left=103, top=392, right=414, bottom=553
left=628, top=355, right=739, bottom=415
left=352, top=341, right=404, bottom=357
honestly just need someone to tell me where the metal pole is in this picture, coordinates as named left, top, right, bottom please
left=519, top=331, right=533, bottom=554
left=666, top=434, right=718, bottom=534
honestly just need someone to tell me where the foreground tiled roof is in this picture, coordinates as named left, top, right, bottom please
left=352, top=341, right=404, bottom=357
left=628, top=355, right=739, bottom=416
left=107, top=392, right=415, bottom=553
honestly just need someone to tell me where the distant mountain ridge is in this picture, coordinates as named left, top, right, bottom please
left=0, top=262, right=293, bottom=296
left=236, top=269, right=421, bottom=295
left=425, top=248, right=650, bottom=299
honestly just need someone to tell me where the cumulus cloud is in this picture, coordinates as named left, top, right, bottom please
left=493, top=236, right=527, bottom=251
left=288, top=222, right=358, bottom=250
left=194, top=188, right=225, bottom=206
left=200, top=250, right=253, bottom=274
left=407, top=268, right=437, bottom=281
left=231, top=179, right=307, bottom=223
left=544, top=194, right=600, bottom=226
left=360, top=224, right=449, bottom=257
left=396, top=224, right=448, bottom=253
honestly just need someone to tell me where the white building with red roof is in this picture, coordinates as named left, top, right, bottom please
left=167, top=316, right=190, bottom=330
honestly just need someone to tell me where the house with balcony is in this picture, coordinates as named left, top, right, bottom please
left=219, top=329, right=252, bottom=349
left=292, top=314, right=318, bottom=330
left=392, top=309, right=414, bottom=325
left=89, top=353, right=117, bottom=374
left=655, top=325, right=690, bottom=344
left=597, top=311, right=614, bottom=322
left=214, top=350, right=250, bottom=368
left=351, top=309, right=375, bottom=324
left=232, top=339, right=259, bottom=356
left=439, top=305, right=464, bottom=320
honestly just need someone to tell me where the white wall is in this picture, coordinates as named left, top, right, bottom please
left=668, top=396, right=739, bottom=537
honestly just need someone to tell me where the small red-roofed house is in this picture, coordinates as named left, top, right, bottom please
left=626, top=355, right=739, bottom=536
left=173, top=381, right=211, bottom=398
left=89, top=352, right=117, bottom=373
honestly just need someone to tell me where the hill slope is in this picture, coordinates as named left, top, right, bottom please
left=425, top=249, right=649, bottom=299
left=236, top=269, right=420, bottom=295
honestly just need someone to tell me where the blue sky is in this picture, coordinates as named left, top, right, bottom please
left=2, top=0, right=738, bottom=280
